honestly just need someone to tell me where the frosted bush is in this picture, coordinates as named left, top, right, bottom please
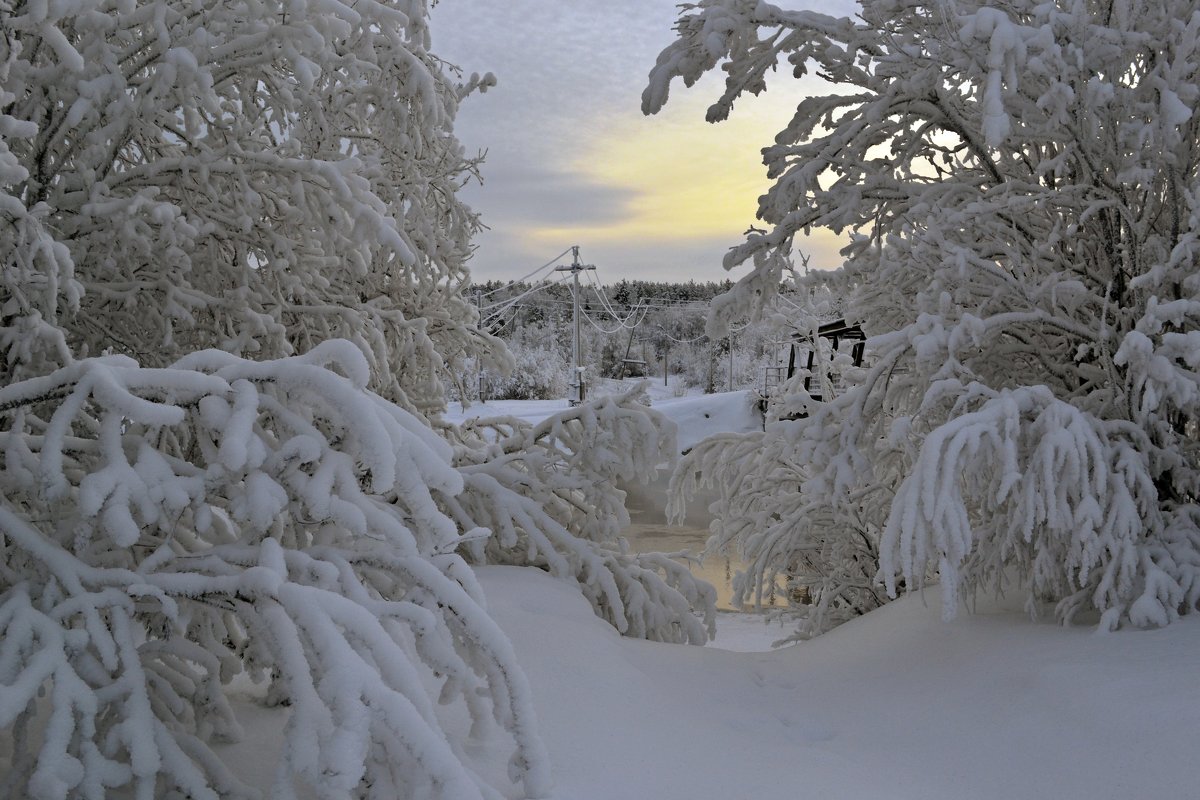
left=444, top=384, right=716, bottom=645
left=483, top=341, right=570, bottom=401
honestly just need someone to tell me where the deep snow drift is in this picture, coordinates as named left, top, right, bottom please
left=480, top=565, right=1200, bottom=800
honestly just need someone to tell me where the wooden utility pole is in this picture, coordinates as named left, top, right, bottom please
left=554, top=246, right=595, bottom=405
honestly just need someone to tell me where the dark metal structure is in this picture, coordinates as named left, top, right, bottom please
left=789, top=319, right=867, bottom=399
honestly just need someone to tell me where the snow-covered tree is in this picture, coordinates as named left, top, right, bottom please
left=475, top=321, right=571, bottom=401
left=2, top=2, right=720, bottom=794
left=0, top=0, right=506, bottom=413
left=649, top=0, right=1200, bottom=632
left=0, top=2, right=555, bottom=796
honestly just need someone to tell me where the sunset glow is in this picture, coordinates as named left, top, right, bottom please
left=434, top=1, right=851, bottom=280
left=520, top=93, right=847, bottom=272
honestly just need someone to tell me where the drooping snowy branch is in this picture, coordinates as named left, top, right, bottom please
left=880, top=385, right=1157, bottom=627
left=443, top=385, right=716, bottom=645
left=0, top=344, right=550, bottom=800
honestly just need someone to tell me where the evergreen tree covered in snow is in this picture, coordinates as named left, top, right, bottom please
left=649, top=0, right=1200, bottom=632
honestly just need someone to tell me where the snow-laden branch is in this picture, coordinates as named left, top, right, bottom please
left=445, top=385, right=717, bottom=645
left=880, top=385, right=1156, bottom=628
left=0, top=344, right=549, bottom=800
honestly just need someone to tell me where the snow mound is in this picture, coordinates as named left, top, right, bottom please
left=647, top=390, right=762, bottom=453
left=446, top=389, right=763, bottom=455
left=478, top=566, right=1200, bottom=800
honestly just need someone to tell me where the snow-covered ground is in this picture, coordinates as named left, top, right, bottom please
left=480, top=566, right=1200, bottom=800
left=445, top=380, right=763, bottom=454
left=217, top=563, right=1200, bottom=799
left=215, top=389, right=1200, bottom=798
left=440, top=390, right=1200, bottom=799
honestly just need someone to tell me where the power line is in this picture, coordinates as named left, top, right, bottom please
left=579, top=305, right=651, bottom=335
left=476, top=246, right=757, bottom=343
left=481, top=272, right=574, bottom=324
left=655, top=326, right=709, bottom=345
left=584, top=269, right=643, bottom=325
left=476, top=247, right=574, bottom=300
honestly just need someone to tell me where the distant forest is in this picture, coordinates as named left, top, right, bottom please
left=464, top=278, right=790, bottom=401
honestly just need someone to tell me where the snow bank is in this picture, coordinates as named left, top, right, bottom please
left=478, top=565, right=1200, bottom=800
left=647, top=390, right=763, bottom=454
left=446, top=398, right=575, bottom=428
left=446, top=387, right=763, bottom=455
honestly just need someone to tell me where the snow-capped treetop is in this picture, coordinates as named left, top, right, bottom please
left=1, top=0, right=506, bottom=412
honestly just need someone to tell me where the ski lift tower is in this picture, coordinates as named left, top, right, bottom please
left=555, top=246, right=596, bottom=405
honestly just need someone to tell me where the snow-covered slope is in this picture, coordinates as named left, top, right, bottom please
left=479, top=565, right=1200, bottom=800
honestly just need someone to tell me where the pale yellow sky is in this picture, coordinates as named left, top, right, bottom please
left=435, top=1, right=854, bottom=281
left=536, top=115, right=769, bottom=244
left=528, top=89, right=846, bottom=270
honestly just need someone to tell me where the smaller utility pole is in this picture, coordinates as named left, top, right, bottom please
left=555, top=246, right=596, bottom=405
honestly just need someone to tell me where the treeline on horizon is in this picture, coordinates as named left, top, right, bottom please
left=473, top=277, right=737, bottom=308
